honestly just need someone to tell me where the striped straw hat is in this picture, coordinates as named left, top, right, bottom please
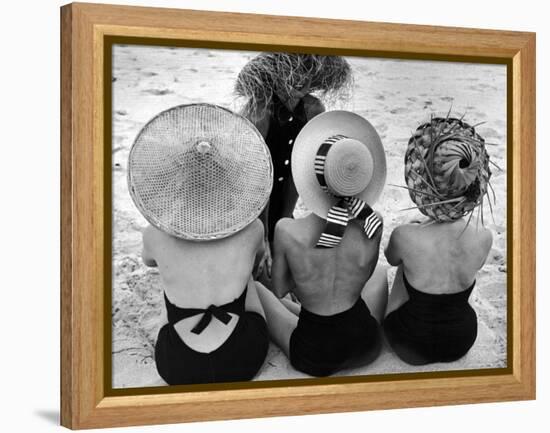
left=292, top=111, right=386, bottom=247
left=292, top=111, right=386, bottom=218
left=127, top=104, right=273, bottom=241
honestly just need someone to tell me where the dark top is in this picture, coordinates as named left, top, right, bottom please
left=383, top=274, right=478, bottom=365
left=263, top=95, right=308, bottom=241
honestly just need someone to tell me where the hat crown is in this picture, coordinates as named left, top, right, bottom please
left=195, top=140, right=212, bottom=154
left=291, top=110, right=386, bottom=219
left=324, top=138, right=374, bottom=197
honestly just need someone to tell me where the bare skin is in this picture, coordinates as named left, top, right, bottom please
left=384, top=216, right=493, bottom=316
left=142, top=219, right=266, bottom=353
left=256, top=213, right=388, bottom=357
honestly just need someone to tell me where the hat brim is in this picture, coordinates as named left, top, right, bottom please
left=292, top=110, right=386, bottom=218
left=127, top=103, right=273, bottom=241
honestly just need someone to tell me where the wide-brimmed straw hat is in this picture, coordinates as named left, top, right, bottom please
left=127, top=104, right=273, bottom=241
left=292, top=111, right=386, bottom=218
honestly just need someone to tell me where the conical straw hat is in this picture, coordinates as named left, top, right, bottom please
left=128, top=104, right=273, bottom=241
left=292, top=110, right=386, bottom=218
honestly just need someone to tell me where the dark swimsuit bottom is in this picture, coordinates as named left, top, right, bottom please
left=290, top=297, right=381, bottom=377
left=383, top=274, right=478, bottom=366
left=155, top=287, right=268, bottom=385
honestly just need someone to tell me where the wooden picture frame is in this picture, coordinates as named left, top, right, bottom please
left=60, top=2, right=536, bottom=429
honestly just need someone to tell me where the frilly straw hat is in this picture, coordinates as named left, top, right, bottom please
left=234, top=53, right=352, bottom=117
left=292, top=111, right=386, bottom=219
left=404, top=116, right=492, bottom=222
left=127, top=104, right=273, bottom=241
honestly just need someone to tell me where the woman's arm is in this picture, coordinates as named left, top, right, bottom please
left=303, top=94, right=326, bottom=120
left=141, top=226, right=158, bottom=267
left=271, top=221, right=294, bottom=298
left=385, top=226, right=403, bottom=267
left=477, top=227, right=494, bottom=269
left=252, top=219, right=267, bottom=270
left=280, top=177, right=299, bottom=220
left=240, top=102, right=271, bottom=138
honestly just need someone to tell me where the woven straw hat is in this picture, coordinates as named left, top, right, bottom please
left=292, top=111, right=386, bottom=218
left=127, top=104, right=273, bottom=241
left=404, top=116, right=491, bottom=222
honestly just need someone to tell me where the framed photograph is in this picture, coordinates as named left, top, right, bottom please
left=60, top=2, right=535, bottom=429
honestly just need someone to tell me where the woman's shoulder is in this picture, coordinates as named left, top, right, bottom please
left=241, top=105, right=271, bottom=137
left=236, top=218, right=265, bottom=246
left=142, top=224, right=162, bottom=243
left=274, top=216, right=313, bottom=246
left=390, top=222, right=419, bottom=238
left=464, top=223, right=493, bottom=250
left=302, top=94, right=325, bottom=119
left=241, top=218, right=264, bottom=238
left=274, top=217, right=295, bottom=238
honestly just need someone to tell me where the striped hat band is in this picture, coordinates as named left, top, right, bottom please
left=314, top=135, right=382, bottom=248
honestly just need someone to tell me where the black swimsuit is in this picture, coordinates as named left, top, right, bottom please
left=263, top=96, right=308, bottom=241
left=290, top=297, right=382, bottom=377
left=154, top=287, right=268, bottom=385
left=383, top=274, right=478, bottom=365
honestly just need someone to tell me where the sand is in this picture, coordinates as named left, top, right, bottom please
left=111, top=45, right=507, bottom=389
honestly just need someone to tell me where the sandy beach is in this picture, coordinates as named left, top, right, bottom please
left=111, top=45, right=507, bottom=389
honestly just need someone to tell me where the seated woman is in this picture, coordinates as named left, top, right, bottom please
left=256, top=111, right=388, bottom=377
left=383, top=116, right=494, bottom=365
left=127, top=104, right=272, bottom=385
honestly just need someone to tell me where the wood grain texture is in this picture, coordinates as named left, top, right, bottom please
left=513, top=33, right=536, bottom=395
left=60, top=2, right=536, bottom=429
left=60, top=4, right=73, bottom=428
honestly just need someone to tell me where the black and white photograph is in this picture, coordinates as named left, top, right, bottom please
left=111, top=44, right=507, bottom=389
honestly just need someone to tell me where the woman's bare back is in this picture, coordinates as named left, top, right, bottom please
left=387, top=218, right=492, bottom=294
left=142, top=220, right=264, bottom=352
left=278, top=214, right=381, bottom=315
left=143, top=220, right=263, bottom=307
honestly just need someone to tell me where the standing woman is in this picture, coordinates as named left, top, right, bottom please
left=234, top=53, right=353, bottom=275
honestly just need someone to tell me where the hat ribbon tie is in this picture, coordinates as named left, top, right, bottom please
left=314, top=135, right=382, bottom=248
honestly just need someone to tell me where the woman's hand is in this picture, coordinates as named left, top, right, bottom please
left=141, top=225, right=158, bottom=267
left=254, top=239, right=274, bottom=292
left=255, top=238, right=273, bottom=279
left=264, top=241, right=273, bottom=278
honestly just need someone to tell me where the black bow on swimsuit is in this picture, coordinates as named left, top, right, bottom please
left=164, top=288, right=247, bottom=334
left=155, top=286, right=269, bottom=385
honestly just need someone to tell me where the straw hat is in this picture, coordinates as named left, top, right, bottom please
left=127, top=104, right=273, bottom=241
left=404, top=116, right=492, bottom=222
left=234, top=53, right=352, bottom=117
left=292, top=111, right=386, bottom=218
